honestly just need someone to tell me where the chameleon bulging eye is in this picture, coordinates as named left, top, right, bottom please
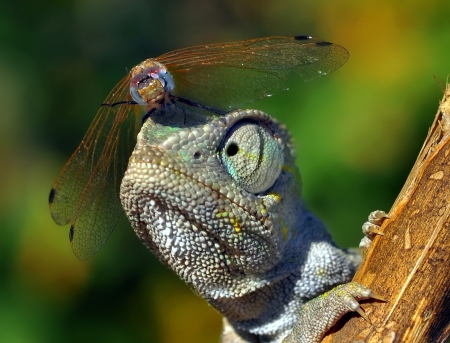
left=220, top=121, right=284, bottom=194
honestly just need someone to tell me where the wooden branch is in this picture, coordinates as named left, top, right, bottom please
left=322, top=86, right=450, bottom=343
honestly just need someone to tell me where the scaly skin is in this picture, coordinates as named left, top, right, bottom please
left=120, top=105, right=375, bottom=342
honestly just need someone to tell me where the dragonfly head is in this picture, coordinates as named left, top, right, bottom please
left=130, top=60, right=175, bottom=106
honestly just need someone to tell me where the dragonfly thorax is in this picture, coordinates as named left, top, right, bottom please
left=130, top=60, right=175, bottom=106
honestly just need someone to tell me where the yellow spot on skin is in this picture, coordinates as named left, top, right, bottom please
left=216, top=211, right=229, bottom=219
left=318, top=291, right=328, bottom=300
left=316, top=268, right=325, bottom=277
left=267, top=192, right=281, bottom=203
left=230, top=216, right=241, bottom=233
left=430, top=170, right=444, bottom=180
left=262, top=192, right=282, bottom=211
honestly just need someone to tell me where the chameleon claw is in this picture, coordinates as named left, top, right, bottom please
left=353, top=288, right=386, bottom=323
left=371, top=228, right=385, bottom=236
left=368, top=290, right=387, bottom=302
left=346, top=283, right=386, bottom=323
left=360, top=210, right=389, bottom=258
left=362, top=222, right=385, bottom=236
left=359, top=236, right=372, bottom=259
left=283, top=282, right=380, bottom=343
left=368, top=210, right=390, bottom=226
left=354, top=306, right=371, bottom=324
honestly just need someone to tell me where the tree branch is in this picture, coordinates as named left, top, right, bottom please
left=322, top=85, right=450, bottom=343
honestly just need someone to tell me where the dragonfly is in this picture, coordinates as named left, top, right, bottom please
left=49, top=35, right=349, bottom=260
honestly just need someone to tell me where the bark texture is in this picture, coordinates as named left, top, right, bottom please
left=322, top=86, right=450, bottom=343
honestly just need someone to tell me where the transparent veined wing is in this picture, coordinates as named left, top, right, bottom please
left=49, top=77, right=141, bottom=260
left=157, top=36, right=348, bottom=110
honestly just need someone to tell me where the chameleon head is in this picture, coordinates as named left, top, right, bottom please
left=129, top=59, right=175, bottom=106
left=120, top=107, right=303, bottom=299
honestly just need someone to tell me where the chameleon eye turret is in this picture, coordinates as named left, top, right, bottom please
left=219, top=120, right=284, bottom=194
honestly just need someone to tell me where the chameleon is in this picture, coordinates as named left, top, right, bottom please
left=119, top=103, right=386, bottom=342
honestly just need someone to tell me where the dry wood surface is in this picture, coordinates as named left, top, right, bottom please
left=322, top=86, right=450, bottom=343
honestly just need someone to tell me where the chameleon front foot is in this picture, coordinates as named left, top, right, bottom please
left=359, top=210, right=389, bottom=258
left=282, top=282, right=383, bottom=343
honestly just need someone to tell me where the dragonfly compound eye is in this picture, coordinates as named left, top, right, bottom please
left=130, top=67, right=175, bottom=105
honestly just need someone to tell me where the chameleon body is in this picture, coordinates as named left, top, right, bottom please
left=120, top=105, right=375, bottom=342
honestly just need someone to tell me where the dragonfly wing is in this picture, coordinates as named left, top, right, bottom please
left=49, top=141, right=93, bottom=226
left=158, top=36, right=348, bottom=110
left=49, top=76, right=139, bottom=259
left=170, top=66, right=287, bottom=111
left=69, top=159, right=124, bottom=260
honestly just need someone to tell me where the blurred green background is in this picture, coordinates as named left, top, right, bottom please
left=1, top=0, right=449, bottom=342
